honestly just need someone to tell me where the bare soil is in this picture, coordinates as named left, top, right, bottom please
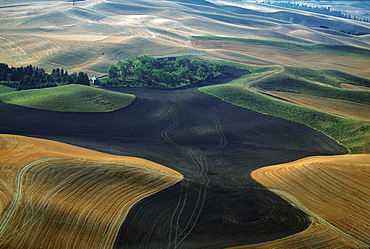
left=0, top=66, right=347, bottom=248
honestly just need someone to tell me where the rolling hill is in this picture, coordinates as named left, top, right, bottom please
left=0, top=0, right=369, bottom=77
left=0, top=84, right=136, bottom=112
left=1, top=0, right=370, bottom=248
left=0, top=134, right=182, bottom=249
left=247, top=154, right=370, bottom=248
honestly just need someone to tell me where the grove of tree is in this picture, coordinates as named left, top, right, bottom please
left=0, top=63, right=90, bottom=90
left=105, top=56, right=223, bottom=88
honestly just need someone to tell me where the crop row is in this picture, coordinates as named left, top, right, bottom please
left=10, top=35, right=65, bottom=60
left=251, top=154, right=370, bottom=248
left=0, top=135, right=182, bottom=249
left=193, top=36, right=370, bottom=59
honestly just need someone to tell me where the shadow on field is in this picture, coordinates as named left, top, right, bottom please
left=0, top=66, right=347, bottom=248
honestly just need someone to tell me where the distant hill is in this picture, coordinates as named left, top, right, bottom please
left=1, top=0, right=369, bottom=76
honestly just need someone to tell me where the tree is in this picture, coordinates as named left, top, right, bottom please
left=0, top=63, right=10, bottom=81
left=76, top=72, right=89, bottom=85
left=176, top=66, right=190, bottom=82
left=196, top=66, right=208, bottom=79
left=107, top=64, right=119, bottom=81
left=106, top=56, right=223, bottom=88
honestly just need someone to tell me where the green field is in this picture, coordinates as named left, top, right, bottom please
left=199, top=65, right=370, bottom=154
left=255, top=67, right=370, bottom=105
left=0, top=84, right=15, bottom=94
left=0, top=84, right=135, bottom=112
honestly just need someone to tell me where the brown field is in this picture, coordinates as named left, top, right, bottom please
left=230, top=217, right=364, bottom=249
left=0, top=134, right=182, bottom=249
left=341, top=83, right=370, bottom=91
left=1, top=0, right=370, bottom=77
left=201, top=40, right=370, bottom=78
left=244, top=154, right=370, bottom=249
left=268, top=91, right=370, bottom=120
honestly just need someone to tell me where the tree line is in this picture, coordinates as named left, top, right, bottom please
left=263, top=1, right=370, bottom=24
left=106, top=56, right=223, bottom=88
left=0, top=63, right=90, bottom=90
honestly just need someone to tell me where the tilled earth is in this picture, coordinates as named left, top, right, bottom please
left=0, top=66, right=347, bottom=248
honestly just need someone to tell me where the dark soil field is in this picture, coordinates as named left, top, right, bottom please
left=0, top=67, right=347, bottom=248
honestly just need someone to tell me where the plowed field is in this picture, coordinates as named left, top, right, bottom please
left=0, top=67, right=348, bottom=248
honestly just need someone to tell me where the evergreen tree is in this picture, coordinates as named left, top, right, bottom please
left=0, top=62, right=90, bottom=90
left=76, top=72, right=89, bottom=85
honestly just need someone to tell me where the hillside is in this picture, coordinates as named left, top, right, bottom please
left=0, top=134, right=182, bottom=249
left=1, top=1, right=370, bottom=248
left=0, top=0, right=369, bottom=77
left=199, top=64, right=370, bottom=153
left=247, top=154, right=370, bottom=248
left=0, top=84, right=135, bottom=112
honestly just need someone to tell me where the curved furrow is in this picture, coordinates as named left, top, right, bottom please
left=250, top=154, right=370, bottom=248
left=206, top=113, right=227, bottom=153
left=1, top=64, right=347, bottom=248
left=160, top=102, right=182, bottom=149
left=167, top=182, right=187, bottom=248
left=0, top=135, right=182, bottom=249
left=158, top=100, right=248, bottom=248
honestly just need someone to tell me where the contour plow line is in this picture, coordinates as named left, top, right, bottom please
left=242, top=154, right=370, bottom=249
left=270, top=189, right=368, bottom=248
left=0, top=134, right=182, bottom=249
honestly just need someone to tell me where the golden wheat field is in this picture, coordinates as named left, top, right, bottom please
left=244, top=154, right=370, bottom=249
left=268, top=91, right=370, bottom=121
left=0, top=134, right=182, bottom=249
left=341, top=83, right=370, bottom=91
left=201, top=40, right=370, bottom=78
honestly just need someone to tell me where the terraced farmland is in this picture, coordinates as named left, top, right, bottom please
left=0, top=134, right=182, bottom=249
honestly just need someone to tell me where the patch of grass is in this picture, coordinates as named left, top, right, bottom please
left=256, top=67, right=370, bottom=105
left=0, top=83, right=15, bottom=94
left=193, top=36, right=370, bottom=59
left=324, top=69, right=370, bottom=88
left=213, top=59, right=280, bottom=74
left=284, top=67, right=370, bottom=87
left=199, top=74, right=370, bottom=154
left=0, top=84, right=135, bottom=112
